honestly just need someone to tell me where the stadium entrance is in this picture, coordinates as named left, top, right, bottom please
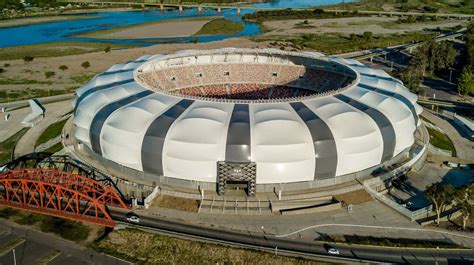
left=217, top=162, right=256, bottom=196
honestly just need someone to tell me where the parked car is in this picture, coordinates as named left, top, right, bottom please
left=126, top=212, right=140, bottom=223
left=327, top=248, right=340, bottom=255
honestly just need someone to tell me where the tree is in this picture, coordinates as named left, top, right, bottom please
left=454, top=184, right=473, bottom=230
left=59, top=65, right=68, bottom=71
left=104, top=46, right=111, bottom=53
left=349, top=33, right=358, bottom=41
left=426, top=183, right=455, bottom=225
left=362, top=31, right=373, bottom=41
left=400, top=67, right=423, bottom=94
left=23, top=56, right=34, bottom=63
left=44, top=71, right=55, bottom=79
left=458, top=66, right=474, bottom=96
left=81, top=61, right=90, bottom=69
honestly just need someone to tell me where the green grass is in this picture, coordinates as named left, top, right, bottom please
left=43, top=142, right=64, bottom=154
left=194, top=18, right=244, bottom=35
left=0, top=128, right=28, bottom=165
left=36, top=250, right=61, bottom=265
left=0, top=87, right=77, bottom=103
left=76, top=17, right=218, bottom=39
left=252, top=32, right=435, bottom=55
left=0, top=42, right=136, bottom=61
left=70, top=72, right=97, bottom=84
left=35, top=119, right=68, bottom=147
left=0, top=207, right=90, bottom=243
left=427, top=127, right=457, bottom=156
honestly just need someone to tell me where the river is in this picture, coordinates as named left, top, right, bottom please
left=0, top=0, right=355, bottom=48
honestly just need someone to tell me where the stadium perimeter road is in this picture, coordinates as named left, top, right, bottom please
left=110, top=209, right=474, bottom=264
left=0, top=219, right=130, bottom=265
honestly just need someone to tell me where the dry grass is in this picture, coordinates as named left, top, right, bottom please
left=93, top=228, right=328, bottom=264
left=334, top=189, right=373, bottom=205
left=152, top=195, right=199, bottom=212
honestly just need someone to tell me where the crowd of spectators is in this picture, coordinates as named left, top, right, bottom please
left=137, top=62, right=353, bottom=100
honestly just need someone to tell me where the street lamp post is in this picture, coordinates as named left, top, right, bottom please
left=12, top=249, right=16, bottom=265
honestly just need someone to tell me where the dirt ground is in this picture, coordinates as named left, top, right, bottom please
left=151, top=195, right=199, bottom=212
left=92, top=19, right=214, bottom=39
left=334, top=189, right=373, bottom=205
left=263, top=16, right=466, bottom=36
left=0, top=38, right=267, bottom=92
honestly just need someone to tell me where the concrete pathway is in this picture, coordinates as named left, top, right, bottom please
left=421, top=110, right=474, bottom=161
left=14, top=100, right=72, bottom=157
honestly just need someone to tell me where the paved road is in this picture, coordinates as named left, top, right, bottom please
left=111, top=209, right=474, bottom=264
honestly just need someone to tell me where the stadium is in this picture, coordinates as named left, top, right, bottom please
left=72, top=48, right=423, bottom=196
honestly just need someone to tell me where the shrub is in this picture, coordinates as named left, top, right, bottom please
left=81, top=61, right=90, bottom=69
left=4, top=63, right=10, bottom=67
left=59, top=65, right=68, bottom=71
left=23, top=56, right=34, bottom=63
left=104, top=46, right=111, bottom=53
left=44, top=71, right=55, bottom=79
left=0, top=68, right=4, bottom=73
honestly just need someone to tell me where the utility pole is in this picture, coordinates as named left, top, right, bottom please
left=13, top=249, right=16, bottom=265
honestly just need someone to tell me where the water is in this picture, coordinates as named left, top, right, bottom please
left=0, top=0, right=352, bottom=48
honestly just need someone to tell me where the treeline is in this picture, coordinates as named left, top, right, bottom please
left=242, top=8, right=365, bottom=22
left=457, top=22, right=474, bottom=96
left=399, top=40, right=457, bottom=94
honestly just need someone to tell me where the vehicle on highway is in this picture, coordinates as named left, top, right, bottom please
left=126, top=212, right=140, bottom=223
left=327, top=248, right=340, bottom=255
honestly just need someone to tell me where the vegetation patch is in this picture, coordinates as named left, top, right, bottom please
left=70, top=73, right=96, bottom=84
left=0, top=78, right=52, bottom=85
left=334, top=189, right=373, bottom=205
left=426, top=127, right=456, bottom=155
left=195, top=18, right=244, bottom=35
left=92, top=228, right=323, bottom=264
left=36, top=249, right=61, bottom=265
left=0, top=238, right=25, bottom=256
left=253, top=32, right=435, bottom=55
left=317, top=234, right=462, bottom=249
left=35, top=118, right=68, bottom=147
left=243, top=8, right=364, bottom=22
left=0, top=42, right=135, bottom=61
left=0, top=128, right=28, bottom=165
left=0, top=207, right=91, bottom=243
left=0, top=87, right=76, bottom=103
left=152, top=195, right=199, bottom=212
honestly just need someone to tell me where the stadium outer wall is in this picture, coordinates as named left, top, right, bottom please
left=71, top=48, right=424, bottom=195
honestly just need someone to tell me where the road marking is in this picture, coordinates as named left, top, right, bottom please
left=275, top=224, right=474, bottom=241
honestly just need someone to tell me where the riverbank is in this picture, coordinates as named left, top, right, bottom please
left=76, top=17, right=220, bottom=39
left=0, top=15, right=99, bottom=28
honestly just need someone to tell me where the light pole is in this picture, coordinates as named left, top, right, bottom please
left=12, top=249, right=16, bottom=265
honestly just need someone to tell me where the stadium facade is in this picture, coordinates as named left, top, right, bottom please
left=72, top=48, right=422, bottom=195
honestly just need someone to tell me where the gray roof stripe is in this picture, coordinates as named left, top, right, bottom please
left=89, top=90, right=153, bottom=156
left=358, top=83, right=418, bottom=125
left=75, top=79, right=135, bottom=111
left=290, top=102, right=338, bottom=180
left=141, top=99, right=194, bottom=176
left=335, top=94, right=396, bottom=163
left=225, top=104, right=251, bottom=163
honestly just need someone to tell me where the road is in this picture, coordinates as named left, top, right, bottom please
left=110, top=209, right=474, bottom=264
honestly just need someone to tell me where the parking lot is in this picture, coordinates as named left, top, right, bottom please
left=0, top=219, right=130, bottom=265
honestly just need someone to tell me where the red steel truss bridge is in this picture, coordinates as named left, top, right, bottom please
left=0, top=153, right=130, bottom=227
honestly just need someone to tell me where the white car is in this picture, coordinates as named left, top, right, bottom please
left=126, top=215, right=140, bottom=223
left=327, top=248, right=340, bottom=255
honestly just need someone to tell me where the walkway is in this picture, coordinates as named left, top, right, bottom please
left=421, top=110, right=474, bottom=161
left=14, top=100, right=73, bottom=157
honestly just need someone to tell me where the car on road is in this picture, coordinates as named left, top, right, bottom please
left=327, top=248, right=340, bottom=255
left=126, top=212, right=140, bottom=223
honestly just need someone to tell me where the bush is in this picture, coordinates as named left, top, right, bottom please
left=44, top=71, right=55, bottom=79
left=81, top=61, right=90, bottom=69
left=40, top=217, right=90, bottom=242
left=23, top=56, right=34, bottom=63
left=4, top=63, right=10, bottom=67
left=104, top=46, right=111, bottom=53
left=59, top=65, right=68, bottom=71
left=0, top=68, right=4, bottom=73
